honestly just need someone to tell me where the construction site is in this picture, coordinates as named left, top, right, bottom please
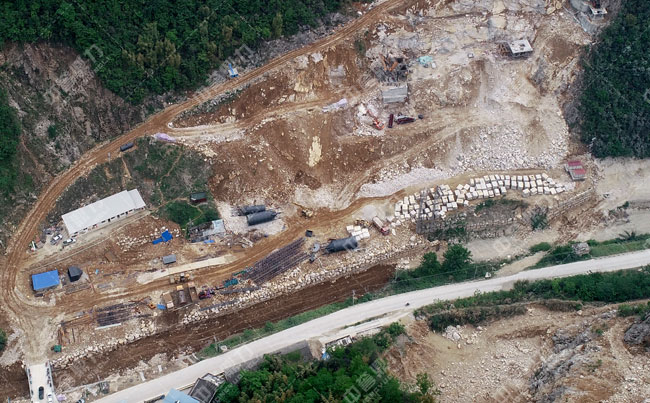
left=1, top=0, right=650, bottom=401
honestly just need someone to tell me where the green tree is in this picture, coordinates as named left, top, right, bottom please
left=272, top=13, right=283, bottom=38
left=442, top=244, right=472, bottom=279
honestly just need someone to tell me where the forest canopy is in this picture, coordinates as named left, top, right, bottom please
left=0, top=0, right=348, bottom=103
left=579, top=0, right=650, bottom=158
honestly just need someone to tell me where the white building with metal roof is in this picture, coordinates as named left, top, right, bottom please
left=62, top=189, right=146, bottom=236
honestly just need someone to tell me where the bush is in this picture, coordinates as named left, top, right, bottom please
left=530, top=242, right=552, bottom=253
left=0, top=329, right=6, bottom=351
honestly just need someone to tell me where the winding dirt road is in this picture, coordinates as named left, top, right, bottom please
left=1, top=0, right=405, bottom=363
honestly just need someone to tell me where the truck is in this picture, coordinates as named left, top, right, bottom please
left=396, top=115, right=415, bottom=125
left=176, top=285, right=187, bottom=304
left=120, top=142, right=134, bottom=152
left=372, top=216, right=390, bottom=235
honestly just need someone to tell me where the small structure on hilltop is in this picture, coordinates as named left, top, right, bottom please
left=67, top=266, right=82, bottom=282
left=189, top=373, right=225, bottom=403
left=565, top=160, right=587, bottom=181
left=504, top=39, right=533, bottom=58
left=62, top=189, right=146, bottom=236
left=382, top=85, right=408, bottom=104
left=32, top=270, right=60, bottom=292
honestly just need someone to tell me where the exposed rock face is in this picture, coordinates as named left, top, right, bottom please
left=624, top=314, right=650, bottom=351
left=0, top=42, right=147, bottom=250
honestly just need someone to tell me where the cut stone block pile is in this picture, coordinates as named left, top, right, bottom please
left=346, top=225, right=371, bottom=241
left=394, top=173, right=565, bottom=220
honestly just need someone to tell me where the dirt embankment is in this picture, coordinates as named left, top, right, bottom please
left=386, top=303, right=650, bottom=403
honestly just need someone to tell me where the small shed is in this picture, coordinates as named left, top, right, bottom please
left=247, top=210, right=277, bottom=226
left=163, top=254, right=177, bottom=265
left=32, top=270, right=60, bottom=292
left=190, top=192, right=207, bottom=204
left=67, top=266, right=83, bottom=282
left=566, top=160, right=586, bottom=181
left=189, top=373, right=224, bottom=403
left=507, top=39, right=533, bottom=57
left=326, top=236, right=358, bottom=253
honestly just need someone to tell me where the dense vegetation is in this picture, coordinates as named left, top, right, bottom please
left=393, top=245, right=495, bottom=292
left=417, top=267, right=650, bottom=330
left=214, top=323, right=439, bottom=403
left=579, top=0, right=650, bottom=157
left=0, top=0, right=349, bottom=103
left=0, top=88, right=21, bottom=194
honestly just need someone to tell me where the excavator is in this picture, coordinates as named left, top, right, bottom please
left=367, top=110, right=384, bottom=130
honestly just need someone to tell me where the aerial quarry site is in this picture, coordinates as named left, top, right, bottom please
left=1, top=0, right=650, bottom=402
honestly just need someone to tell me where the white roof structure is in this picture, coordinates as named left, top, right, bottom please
left=62, top=189, right=146, bottom=234
left=507, top=39, right=533, bottom=55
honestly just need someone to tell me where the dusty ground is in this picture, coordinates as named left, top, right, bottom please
left=2, top=0, right=650, bottom=401
left=387, top=302, right=650, bottom=403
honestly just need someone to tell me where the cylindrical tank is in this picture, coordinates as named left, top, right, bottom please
left=246, top=210, right=277, bottom=226
left=241, top=205, right=266, bottom=215
left=326, top=236, right=358, bottom=253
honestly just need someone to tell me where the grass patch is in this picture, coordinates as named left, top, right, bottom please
left=0, top=329, right=6, bottom=351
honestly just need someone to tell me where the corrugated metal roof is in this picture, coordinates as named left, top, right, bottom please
left=163, top=254, right=177, bottom=264
left=32, top=270, right=60, bottom=291
left=62, top=189, right=146, bottom=234
left=382, top=86, right=408, bottom=103
left=163, top=389, right=199, bottom=403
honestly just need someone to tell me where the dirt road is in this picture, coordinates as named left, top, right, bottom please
left=0, top=0, right=406, bottom=363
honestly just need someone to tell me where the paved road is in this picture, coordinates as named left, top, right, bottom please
left=99, top=249, right=650, bottom=402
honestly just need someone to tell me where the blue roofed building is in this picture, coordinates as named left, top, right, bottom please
left=32, top=270, right=60, bottom=292
left=163, top=388, right=199, bottom=403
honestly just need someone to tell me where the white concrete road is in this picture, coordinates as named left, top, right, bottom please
left=99, top=249, right=650, bottom=403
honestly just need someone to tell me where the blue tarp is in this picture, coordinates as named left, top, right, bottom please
left=203, top=239, right=215, bottom=244
left=161, top=230, right=173, bottom=242
left=163, top=389, right=199, bottom=403
left=152, top=238, right=163, bottom=245
left=157, top=304, right=167, bottom=310
left=32, top=270, right=60, bottom=291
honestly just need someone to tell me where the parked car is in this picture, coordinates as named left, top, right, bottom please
left=62, top=238, right=76, bottom=246
left=50, top=234, right=62, bottom=245
left=38, top=386, right=44, bottom=399
left=47, top=393, right=53, bottom=403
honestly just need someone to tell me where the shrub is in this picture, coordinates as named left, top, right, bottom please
left=530, top=242, right=552, bottom=253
